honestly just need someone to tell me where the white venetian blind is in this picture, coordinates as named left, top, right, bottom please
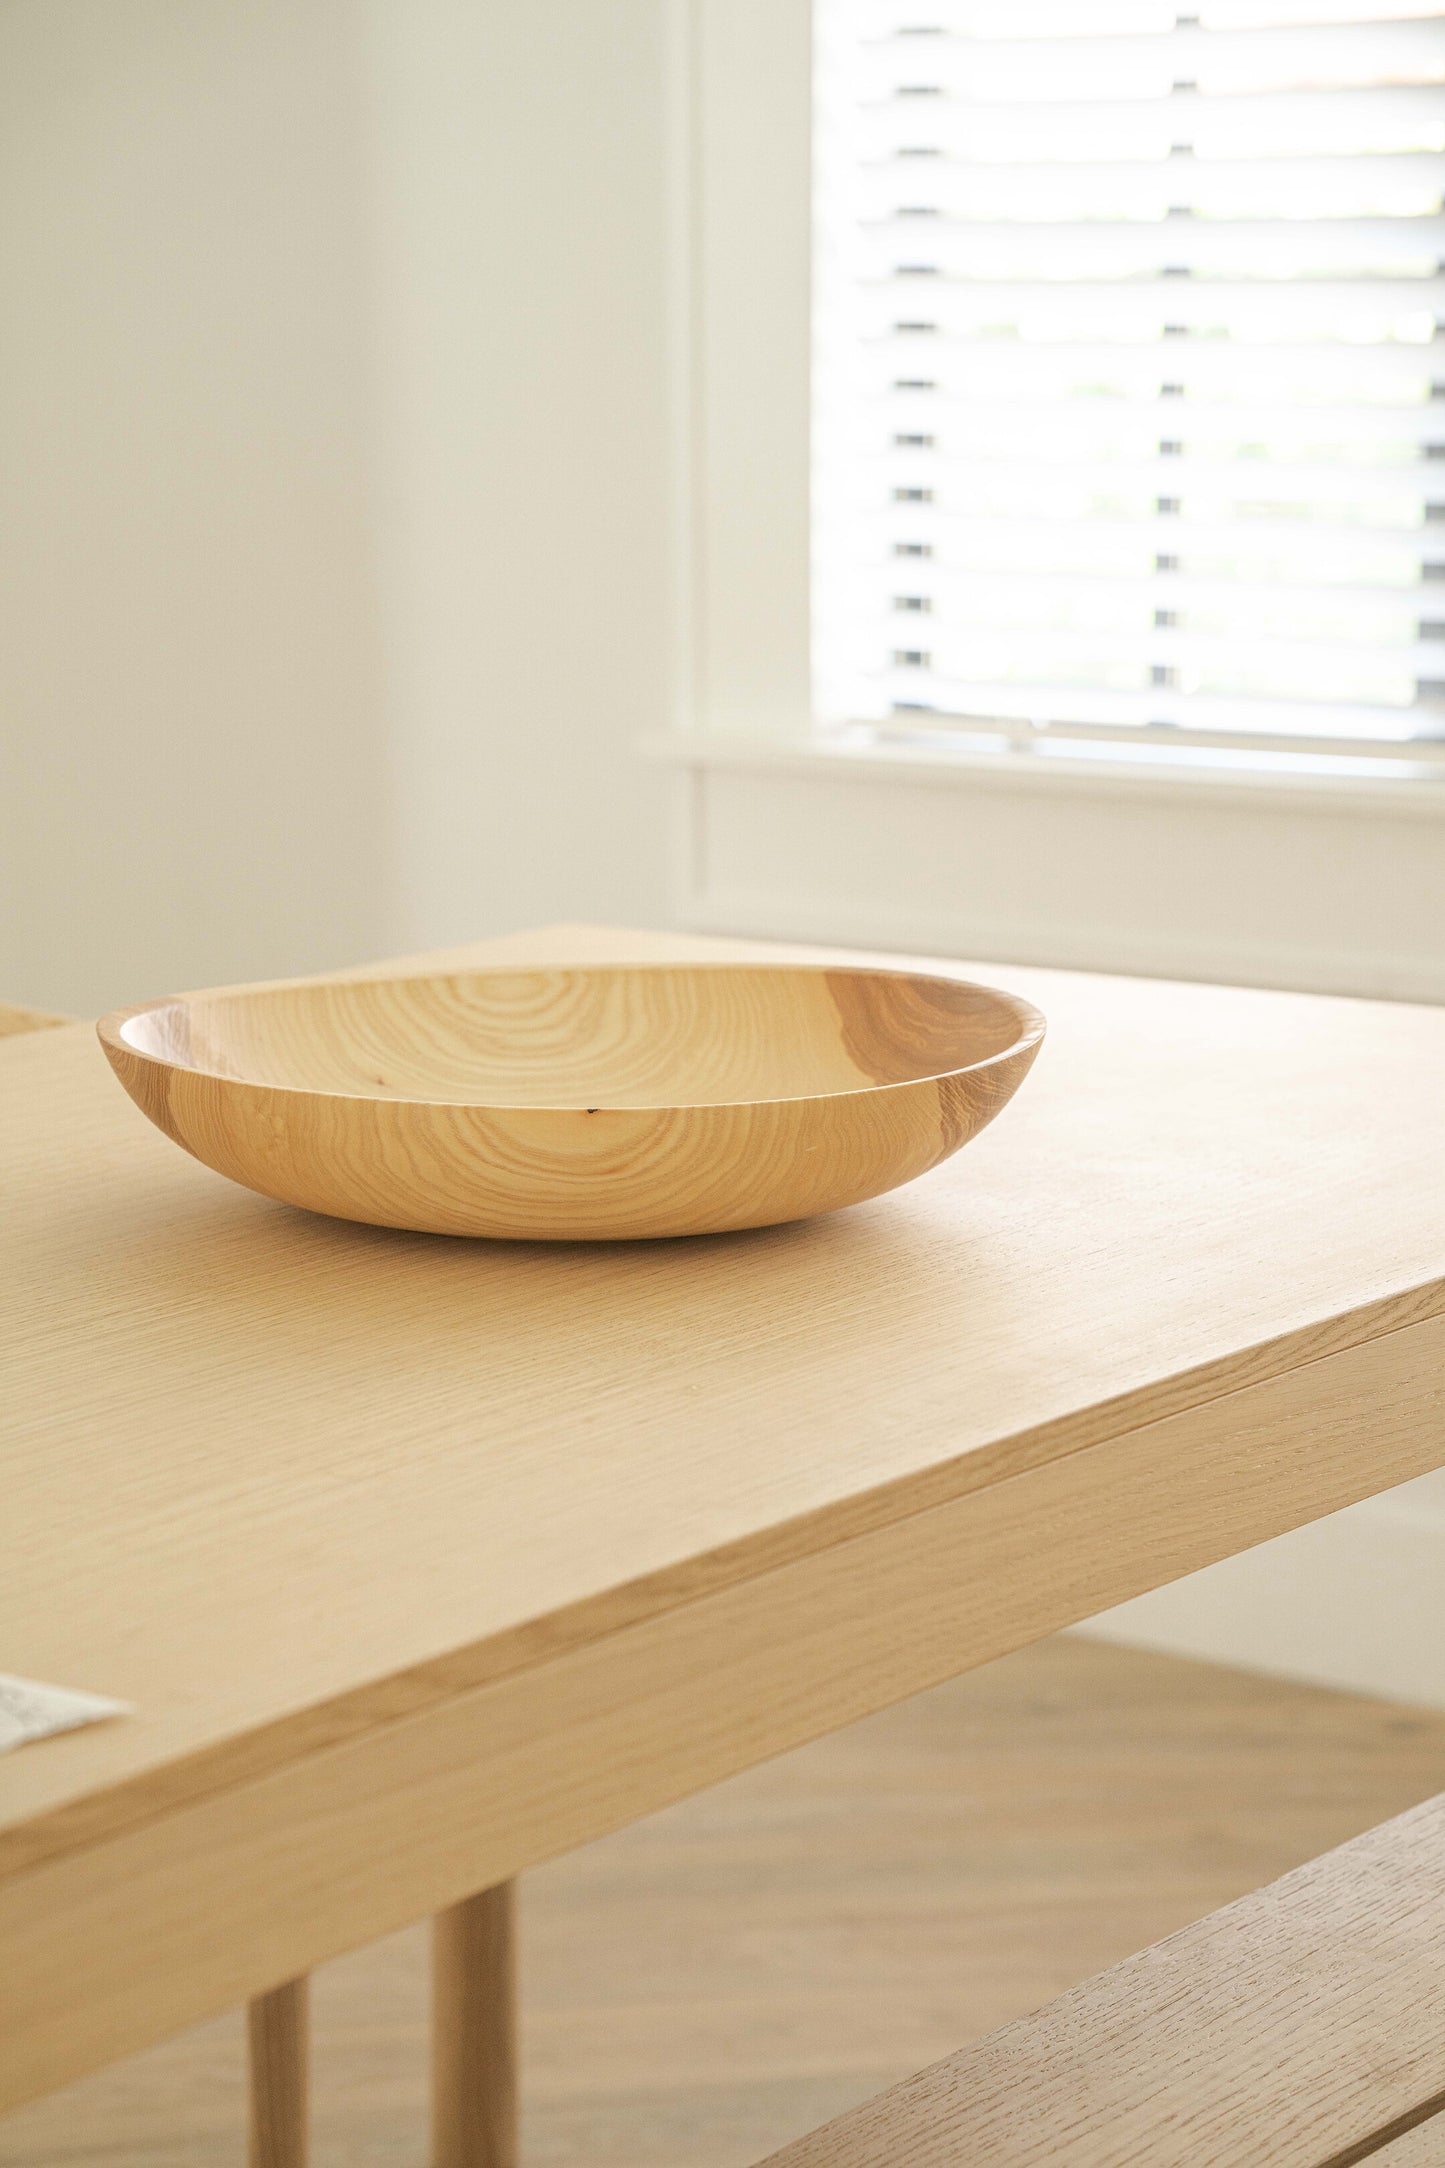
left=813, top=0, right=1445, bottom=765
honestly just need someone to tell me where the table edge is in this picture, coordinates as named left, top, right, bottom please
left=5, top=1277, right=1442, bottom=1886
left=5, top=1306, right=1444, bottom=2112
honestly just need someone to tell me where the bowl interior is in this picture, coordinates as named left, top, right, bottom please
left=115, top=965, right=1040, bottom=1109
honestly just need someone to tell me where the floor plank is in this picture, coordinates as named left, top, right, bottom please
left=6, top=1637, right=1445, bottom=2167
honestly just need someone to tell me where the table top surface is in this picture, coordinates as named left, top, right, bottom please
left=5, top=922, right=1445, bottom=1881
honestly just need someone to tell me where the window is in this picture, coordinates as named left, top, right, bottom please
left=814, top=1, right=1445, bottom=769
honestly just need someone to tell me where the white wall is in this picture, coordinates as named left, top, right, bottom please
left=662, top=742, right=1445, bottom=1003
left=0, top=0, right=395, bottom=1017
left=1086, top=1469, right=1445, bottom=1709
left=0, top=0, right=674, bottom=1018
left=363, top=0, right=674, bottom=954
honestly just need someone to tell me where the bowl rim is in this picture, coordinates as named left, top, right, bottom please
left=96, top=959, right=1047, bottom=1115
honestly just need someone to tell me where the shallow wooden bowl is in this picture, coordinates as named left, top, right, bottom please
left=98, top=963, right=1044, bottom=1240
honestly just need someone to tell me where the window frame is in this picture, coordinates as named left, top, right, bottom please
left=659, top=0, right=1445, bottom=1000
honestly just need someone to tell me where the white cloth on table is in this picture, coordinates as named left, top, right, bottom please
left=0, top=1671, right=130, bottom=1753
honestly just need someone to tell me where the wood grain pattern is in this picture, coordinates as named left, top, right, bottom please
left=7, top=1641, right=1445, bottom=2168
left=96, top=963, right=1044, bottom=1239
left=432, top=1884, right=516, bottom=2168
left=5, top=923, right=1445, bottom=2111
left=1371, top=2120, right=1445, bottom=2163
left=3, top=1313, right=1443, bottom=2115
left=246, top=1979, right=307, bottom=2168
left=760, top=1792, right=1445, bottom=2168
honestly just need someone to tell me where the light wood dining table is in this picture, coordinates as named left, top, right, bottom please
left=3, top=921, right=1444, bottom=2160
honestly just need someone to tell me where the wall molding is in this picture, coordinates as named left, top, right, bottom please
left=682, top=884, right=1445, bottom=1007
left=646, top=729, right=1445, bottom=821
left=651, top=742, right=1445, bottom=1005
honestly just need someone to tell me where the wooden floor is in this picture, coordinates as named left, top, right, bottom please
left=7, top=1636, right=1445, bottom=2168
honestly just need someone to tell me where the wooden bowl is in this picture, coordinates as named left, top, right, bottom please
left=98, top=963, right=1044, bottom=1240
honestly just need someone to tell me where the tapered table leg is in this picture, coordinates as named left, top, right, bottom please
left=432, top=1881, right=517, bottom=2168
left=248, top=1976, right=309, bottom=2168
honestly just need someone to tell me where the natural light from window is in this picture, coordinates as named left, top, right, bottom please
left=813, top=1, right=1445, bottom=772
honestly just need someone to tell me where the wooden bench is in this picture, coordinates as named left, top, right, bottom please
left=759, top=1792, right=1445, bottom=2168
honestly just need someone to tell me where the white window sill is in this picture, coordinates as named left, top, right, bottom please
left=641, top=728, right=1445, bottom=822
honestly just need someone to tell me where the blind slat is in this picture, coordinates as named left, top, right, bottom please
left=843, top=86, right=1445, bottom=161
left=854, top=22, right=1445, bottom=95
left=821, top=507, right=1445, bottom=580
left=824, top=564, right=1444, bottom=606
left=849, top=2, right=1445, bottom=39
left=849, top=275, right=1445, bottom=321
left=845, top=150, right=1444, bottom=210
left=848, top=616, right=1445, bottom=672
left=842, top=344, right=1442, bottom=394
left=863, top=397, right=1442, bottom=452
left=849, top=218, right=1445, bottom=277
left=874, top=674, right=1445, bottom=735
left=843, top=450, right=1445, bottom=503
